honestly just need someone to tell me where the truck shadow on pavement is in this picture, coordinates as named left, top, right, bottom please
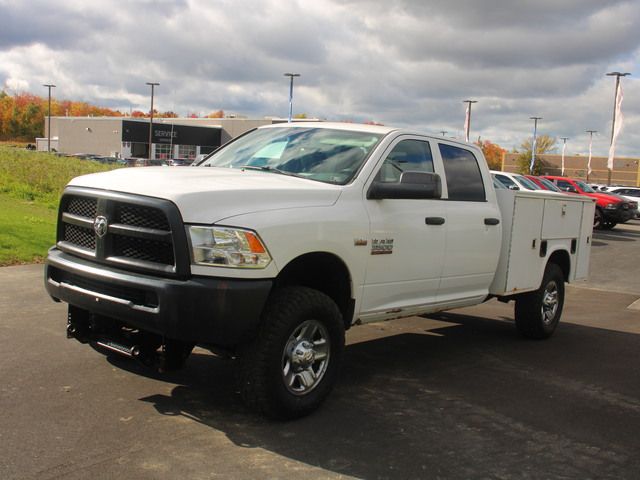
left=108, top=313, right=640, bottom=479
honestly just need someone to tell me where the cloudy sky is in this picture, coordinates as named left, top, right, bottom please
left=1, top=0, right=639, bottom=157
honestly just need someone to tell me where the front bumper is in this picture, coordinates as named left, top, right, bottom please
left=602, top=206, right=634, bottom=224
left=45, top=248, right=273, bottom=347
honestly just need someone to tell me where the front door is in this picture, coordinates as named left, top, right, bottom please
left=361, top=137, right=447, bottom=319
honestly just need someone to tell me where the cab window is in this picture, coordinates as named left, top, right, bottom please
left=375, top=139, right=434, bottom=183
left=438, top=144, right=486, bottom=201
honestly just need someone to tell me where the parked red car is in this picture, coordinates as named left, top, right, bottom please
left=542, top=176, right=636, bottom=230
left=524, top=175, right=565, bottom=193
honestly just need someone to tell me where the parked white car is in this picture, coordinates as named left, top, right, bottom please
left=607, top=187, right=640, bottom=218
left=491, top=170, right=562, bottom=195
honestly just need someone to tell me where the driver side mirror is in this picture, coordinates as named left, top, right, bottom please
left=367, top=171, right=442, bottom=200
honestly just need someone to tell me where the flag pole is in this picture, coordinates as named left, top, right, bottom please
left=560, top=137, right=569, bottom=176
left=606, top=72, right=630, bottom=185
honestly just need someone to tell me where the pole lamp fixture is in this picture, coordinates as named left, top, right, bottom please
left=462, top=100, right=477, bottom=142
left=146, top=82, right=160, bottom=160
left=43, top=84, right=56, bottom=152
left=605, top=72, right=630, bottom=184
left=284, top=73, right=300, bottom=123
left=529, top=117, right=542, bottom=174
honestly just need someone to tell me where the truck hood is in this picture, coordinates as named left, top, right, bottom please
left=581, top=191, right=628, bottom=204
left=68, top=166, right=342, bottom=223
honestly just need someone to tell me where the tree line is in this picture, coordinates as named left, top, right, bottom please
left=0, top=91, right=226, bottom=141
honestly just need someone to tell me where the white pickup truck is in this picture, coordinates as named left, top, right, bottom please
left=45, top=123, right=595, bottom=418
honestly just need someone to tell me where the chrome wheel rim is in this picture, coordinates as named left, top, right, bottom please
left=541, top=281, right=559, bottom=325
left=282, top=319, right=330, bottom=396
left=594, top=210, right=602, bottom=228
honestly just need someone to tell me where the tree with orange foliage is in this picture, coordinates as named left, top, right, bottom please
left=476, top=139, right=506, bottom=170
left=207, top=110, right=224, bottom=118
left=0, top=90, right=122, bottom=140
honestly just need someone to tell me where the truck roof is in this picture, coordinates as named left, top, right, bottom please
left=259, top=122, right=479, bottom=151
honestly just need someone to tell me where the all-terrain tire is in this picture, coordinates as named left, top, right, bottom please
left=514, top=263, right=565, bottom=339
left=593, top=208, right=604, bottom=230
left=237, top=286, right=345, bottom=419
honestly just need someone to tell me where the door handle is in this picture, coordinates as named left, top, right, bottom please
left=484, top=218, right=500, bottom=226
left=425, top=217, right=445, bottom=225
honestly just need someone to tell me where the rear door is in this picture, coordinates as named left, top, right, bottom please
left=436, top=142, right=502, bottom=304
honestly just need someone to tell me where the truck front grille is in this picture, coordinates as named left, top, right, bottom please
left=64, top=224, right=96, bottom=250
left=112, top=234, right=175, bottom=265
left=56, top=188, right=189, bottom=278
left=67, top=197, right=98, bottom=218
left=117, top=204, right=170, bottom=230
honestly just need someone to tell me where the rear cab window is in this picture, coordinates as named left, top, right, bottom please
left=438, top=143, right=486, bottom=201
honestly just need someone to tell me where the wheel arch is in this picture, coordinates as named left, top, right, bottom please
left=274, top=252, right=354, bottom=330
left=547, top=249, right=570, bottom=281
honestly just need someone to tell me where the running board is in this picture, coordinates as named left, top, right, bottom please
left=96, top=339, right=141, bottom=359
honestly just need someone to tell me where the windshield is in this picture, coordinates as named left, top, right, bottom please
left=199, top=127, right=384, bottom=185
left=492, top=176, right=507, bottom=189
left=575, top=180, right=595, bottom=193
left=537, top=177, right=562, bottom=192
left=514, top=175, right=541, bottom=190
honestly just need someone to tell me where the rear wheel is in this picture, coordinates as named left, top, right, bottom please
left=237, top=287, right=345, bottom=419
left=593, top=208, right=603, bottom=230
left=514, top=263, right=564, bottom=339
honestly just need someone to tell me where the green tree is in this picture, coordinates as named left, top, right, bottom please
left=516, top=134, right=557, bottom=174
left=20, top=103, right=44, bottom=138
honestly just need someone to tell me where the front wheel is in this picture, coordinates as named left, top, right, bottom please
left=514, top=263, right=565, bottom=339
left=237, top=287, right=345, bottom=419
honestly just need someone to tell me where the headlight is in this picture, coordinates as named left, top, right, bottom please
left=187, top=226, right=271, bottom=268
left=604, top=203, right=618, bottom=209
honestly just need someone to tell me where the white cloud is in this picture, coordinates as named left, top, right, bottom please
left=0, top=0, right=638, bottom=156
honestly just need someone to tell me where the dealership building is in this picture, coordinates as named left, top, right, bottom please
left=40, top=117, right=289, bottom=160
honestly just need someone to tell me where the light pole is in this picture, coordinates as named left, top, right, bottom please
left=463, top=100, right=477, bottom=142
left=146, top=82, right=159, bottom=160
left=529, top=116, right=542, bottom=174
left=560, top=137, right=569, bottom=176
left=440, top=130, right=448, bottom=137
left=284, top=73, right=300, bottom=123
left=586, top=130, right=597, bottom=182
left=606, top=71, right=630, bottom=185
left=43, top=84, right=56, bottom=152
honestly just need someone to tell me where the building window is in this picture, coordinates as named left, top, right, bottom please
left=155, top=144, right=171, bottom=160
left=178, top=144, right=196, bottom=159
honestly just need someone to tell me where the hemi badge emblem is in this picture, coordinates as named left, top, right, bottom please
left=354, top=239, right=368, bottom=246
left=93, top=216, right=108, bottom=238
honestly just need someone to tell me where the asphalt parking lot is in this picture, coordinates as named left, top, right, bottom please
left=2, top=221, right=640, bottom=480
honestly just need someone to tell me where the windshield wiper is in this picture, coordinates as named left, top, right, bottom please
left=238, top=165, right=298, bottom=177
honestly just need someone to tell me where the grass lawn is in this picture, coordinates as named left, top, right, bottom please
left=0, top=194, right=57, bottom=265
left=0, top=145, right=119, bottom=265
